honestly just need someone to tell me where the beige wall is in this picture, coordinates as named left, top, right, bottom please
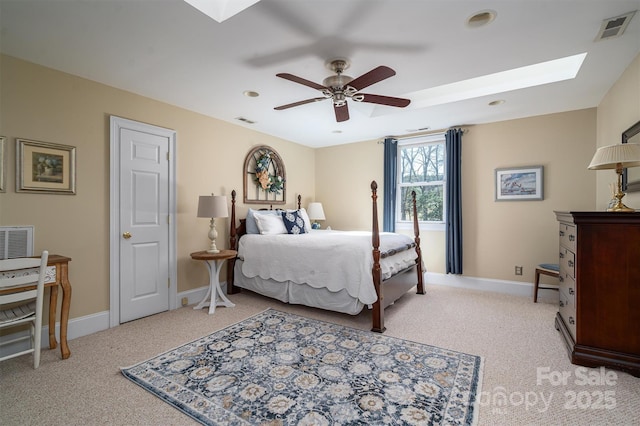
left=316, top=109, right=597, bottom=282
left=0, top=55, right=315, bottom=320
left=596, top=54, right=640, bottom=210
left=461, top=110, right=596, bottom=280
left=1, top=51, right=637, bottom=323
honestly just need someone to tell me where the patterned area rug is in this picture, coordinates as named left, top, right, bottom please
left=121, top=309, right=483, bottom=425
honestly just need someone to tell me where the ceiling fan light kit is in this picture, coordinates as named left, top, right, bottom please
left=275, top=58, right=411, bottom=122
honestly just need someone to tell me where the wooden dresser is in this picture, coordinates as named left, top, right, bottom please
left=554, top=211, right=640, bottom=377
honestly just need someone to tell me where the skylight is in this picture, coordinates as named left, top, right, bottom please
left=403, top=53, right=588, bottom=110
left=183, top=0, right=261, bottom=23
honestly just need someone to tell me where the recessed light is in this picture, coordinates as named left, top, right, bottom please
left=467, top=10, right=497, bottom=28
left=243, top=90, right=259, bottom=97
left=489, top=100, right=505, bottom=106
left=332, top=130, right=342, bottom=134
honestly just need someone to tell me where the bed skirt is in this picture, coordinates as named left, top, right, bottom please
left=233, top=260, right=418, bottom=316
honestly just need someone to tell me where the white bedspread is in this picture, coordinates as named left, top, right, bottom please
left=238, top=230, right=417, bottom=305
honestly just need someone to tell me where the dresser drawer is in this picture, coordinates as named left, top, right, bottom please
left=559, top=223, right=577, bottom=252
left=559, top=289, right=576, bottom=340
left=559, top=247, right=575, bottom=279
left=559, top=274, right=576, bottom=306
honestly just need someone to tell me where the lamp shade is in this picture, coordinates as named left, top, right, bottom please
left=197, top=195, right=228, bottom=218
left=307, top=202, right=326, bottom=220
left=588, top=143, right=640, bottom=170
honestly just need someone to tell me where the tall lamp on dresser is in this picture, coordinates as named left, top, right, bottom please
left=587, top=142, right=640, bottom=211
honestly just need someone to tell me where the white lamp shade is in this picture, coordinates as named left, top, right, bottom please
left=588, top=143, right=640, bottom=170
left=307, top=202, right=326, bottom=220
left=197, top=195, right=228, bottom=218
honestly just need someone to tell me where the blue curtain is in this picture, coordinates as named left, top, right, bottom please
left=445, top=128, right=463, bottom=274
left=383, top=138, right=397, bottom=232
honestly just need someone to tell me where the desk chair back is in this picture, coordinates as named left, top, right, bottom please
left=0, top=251, right=49, bottom=368
left=534, top=263, right=560, bottom=303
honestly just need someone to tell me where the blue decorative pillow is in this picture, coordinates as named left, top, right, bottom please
left=281, top=210, right=307, bottom=234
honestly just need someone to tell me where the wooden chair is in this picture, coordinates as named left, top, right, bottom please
left=534, top=263, right=559, bottom=303
left=0, top=251, right=49, bottom=368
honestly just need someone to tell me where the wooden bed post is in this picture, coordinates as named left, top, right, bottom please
left=227, top=190, right=240, bottom=294
left=297, top=194, right=301, bottom=209
left=412, top=190, right=425, bottom=294
left=371, top=181, right=385, bottom=333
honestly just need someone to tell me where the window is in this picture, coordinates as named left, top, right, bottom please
left=397, top=135, right=446, bottom=224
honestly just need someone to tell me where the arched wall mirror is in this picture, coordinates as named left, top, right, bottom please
left=622, top=120, right=640, bottom=193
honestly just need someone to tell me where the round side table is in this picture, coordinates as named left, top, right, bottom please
left=190, top=250, right=237, bottom=314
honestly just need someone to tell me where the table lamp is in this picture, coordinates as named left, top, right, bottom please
left=197, top=194, right=228, bottom=252
left=588, top=143, right=640, bottom=212
left=307, top=202, right=326, bottom=229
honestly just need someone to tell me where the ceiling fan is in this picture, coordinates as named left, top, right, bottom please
left=274, top=58, right=411, bottom=122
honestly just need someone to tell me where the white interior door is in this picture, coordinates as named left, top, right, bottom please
left=110, top=117, right=177, bottom=326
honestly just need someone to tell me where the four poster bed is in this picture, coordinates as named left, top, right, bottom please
left=226, top=181, right=425, bottom=332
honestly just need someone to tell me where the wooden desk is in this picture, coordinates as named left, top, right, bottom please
left=46, top=255, right=72, bottom=359
left=0, top=254, right=72, bottom=359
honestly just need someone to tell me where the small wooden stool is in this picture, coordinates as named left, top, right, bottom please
left=534, top=263, right=560, bottom=303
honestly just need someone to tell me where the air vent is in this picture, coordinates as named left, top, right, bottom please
left=0, top=226, right=34, bottom=259
left=235, top=117, right=256, bottom=124
left=595, top=11, right=636, bottom=41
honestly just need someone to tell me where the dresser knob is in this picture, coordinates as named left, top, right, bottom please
left=559, top=276, right=564, bottom=283
left=569, top=288, right=574, bottom=295
left=568, top=260, right=574, bottom=267
left=559, top=252, right=565, bottom=259
left=569, top=317, right=575, bottom=325
left=560, top=231, right=565, bottom=237
left=560, top=301, right=565, bottom=307
left=569, top=235, right=575, bottom=241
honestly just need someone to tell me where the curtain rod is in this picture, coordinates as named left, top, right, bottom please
left=377, top=127, right=468, bottom=144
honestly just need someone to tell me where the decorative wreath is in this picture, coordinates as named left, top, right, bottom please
left=254, top=151, right=285, bottom=194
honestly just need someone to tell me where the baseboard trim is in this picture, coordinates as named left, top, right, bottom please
left=425, top=271, right=543, bottom=299
left=1, top=277, right=543, bottom=357
left=0, top=285, right=210, bottom=358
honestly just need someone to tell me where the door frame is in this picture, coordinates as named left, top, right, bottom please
left=109, top=116, right=177, bottom=328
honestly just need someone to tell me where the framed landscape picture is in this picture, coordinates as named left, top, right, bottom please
left=495, top=165, right=543, bottom=201
left=16, top=138, right=76, bottom=194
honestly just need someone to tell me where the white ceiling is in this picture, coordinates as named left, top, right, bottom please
left=1, top=0, right=639, bottom=148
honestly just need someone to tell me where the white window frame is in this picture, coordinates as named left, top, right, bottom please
left=395, top=134, right=446, bottom=232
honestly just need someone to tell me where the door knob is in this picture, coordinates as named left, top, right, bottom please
left=123, top=232, right=132, bottom=239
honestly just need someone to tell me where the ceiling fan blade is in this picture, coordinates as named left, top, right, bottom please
left=274, top=97, right=328, bottom=110
left=334, top=103, right=350, bottom=122
left=347, top=66, right=396, bottom=91
left=276, top=73, right=328, bottom=91
left=357, top=93, right=411, bottom=108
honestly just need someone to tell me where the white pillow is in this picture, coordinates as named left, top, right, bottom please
left=254, top=212, right=287, bottom=235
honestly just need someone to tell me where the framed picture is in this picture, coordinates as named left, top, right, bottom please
left=16, top=138, right=76, bottom=194
left=622, top=120, right=640, bottom=193
left=495, top=165, right=543, bottom=201
left=0, top=136, right=5, bottom=193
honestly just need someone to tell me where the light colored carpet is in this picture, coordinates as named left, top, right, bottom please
left=1, top=284, right=638, bottom=425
